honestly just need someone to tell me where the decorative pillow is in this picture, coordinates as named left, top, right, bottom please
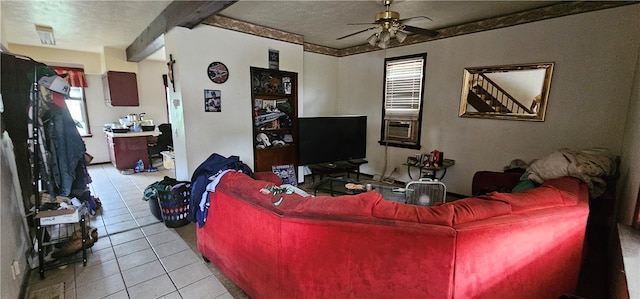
left=371, top=198, right=454, bottom=226
left=486, top=185, right=565, bottom=212
left=449, top=198, right=511, bottom=225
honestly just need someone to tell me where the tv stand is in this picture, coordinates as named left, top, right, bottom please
left=308, top=159, right=368, bottom=182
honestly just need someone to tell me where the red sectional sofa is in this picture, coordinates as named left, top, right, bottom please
left=196, top=171, right=590, bottom=299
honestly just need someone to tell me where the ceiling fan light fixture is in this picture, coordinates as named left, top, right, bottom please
left=395, top=30, right=407, bottom=43
left=378, top=39, right=390, bottom=49
left=379, top=30, right=391, bottom=42
left=35, top=25, right=56, bottom=45
left=367, top=33, right=379, bottom=46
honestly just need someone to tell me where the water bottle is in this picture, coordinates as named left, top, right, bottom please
left=135, top=159, right=144, bottom=173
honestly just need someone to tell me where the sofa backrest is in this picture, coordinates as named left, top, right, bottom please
left=215, top=172, right=585, bottom=227
left=217, top=171, right=383, bottom=222
left=483, top=176, right=585, bottom=213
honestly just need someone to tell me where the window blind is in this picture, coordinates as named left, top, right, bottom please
left=384, top=57, right=423, bottom=120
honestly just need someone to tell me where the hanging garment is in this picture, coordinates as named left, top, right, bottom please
left=42, top=101, right=86, bottom=196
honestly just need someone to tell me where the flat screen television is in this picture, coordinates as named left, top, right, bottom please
left=298, top=116, right=367, bottom=165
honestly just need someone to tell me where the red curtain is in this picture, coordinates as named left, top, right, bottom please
left=51, top=66, right=88, bottom=88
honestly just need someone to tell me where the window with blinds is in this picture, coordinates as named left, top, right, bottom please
left=380, top=53, right=426, bottom=149
left=66, top=87, right=91, bottom=136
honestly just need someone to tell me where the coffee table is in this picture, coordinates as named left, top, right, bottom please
left=311, top=177, right=406, bottom=203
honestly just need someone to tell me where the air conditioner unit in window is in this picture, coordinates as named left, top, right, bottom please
left=387, top=121, right=412, bottom=140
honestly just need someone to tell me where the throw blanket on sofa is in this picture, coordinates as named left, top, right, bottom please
left=527, top=148, right=616, bottom=197
left=189, top=153, right=253, bottom=227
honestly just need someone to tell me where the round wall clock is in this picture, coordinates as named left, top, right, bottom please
left=208, top=62, right=229, bottom=84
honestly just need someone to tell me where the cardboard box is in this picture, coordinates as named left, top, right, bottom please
left=35, top=206, right=85, bottom=225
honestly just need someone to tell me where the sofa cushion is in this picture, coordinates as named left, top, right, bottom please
left=486, top=185, right=566, bottom=212
left=371, top=198, right=454, bottom=226
left=448, top=198, right=512, bottom=225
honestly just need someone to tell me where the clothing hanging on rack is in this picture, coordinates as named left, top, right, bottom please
left=2, top=51, right=94, bottom=276
left=2, top=51, right=94, bottom=205
left=37, top=81, right=87, bottom=196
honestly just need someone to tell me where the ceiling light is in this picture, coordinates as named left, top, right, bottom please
left=365, top=27, right=405, bottom=49
left=395, top=30, right=407, bottom=43
left=379, top=30, right=391, bottom=42
left=35, top=25, right=56, bottom=45
left=367, top=33, right=378, bottom=46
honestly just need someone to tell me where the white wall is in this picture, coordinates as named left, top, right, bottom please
left=0, top=3, right=6, bottom=50
left=1, top=133, right=30, bottom=299
left=302, top=52, right=339, bottom=116
left=617, top=42, right=640, bottom=226
left=164, top=25, right=304, bottom=180
left=336, top=5, right=640, bottom=195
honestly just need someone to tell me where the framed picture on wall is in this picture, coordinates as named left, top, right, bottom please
left=204, top=89, right=221, bottom=112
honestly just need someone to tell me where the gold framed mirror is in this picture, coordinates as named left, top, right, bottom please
left=459, top=62, right=554, bottom=121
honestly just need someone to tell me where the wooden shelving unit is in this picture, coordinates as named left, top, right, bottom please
left=250, top=67, right=298, bottom=173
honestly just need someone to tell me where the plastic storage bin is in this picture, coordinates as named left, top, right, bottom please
left=161, top=151, right=175, bottom=169
left=148, top=198, right=163, bottom=221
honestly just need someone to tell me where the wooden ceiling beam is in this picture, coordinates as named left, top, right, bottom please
left=126, top=0, right=237, bottom=62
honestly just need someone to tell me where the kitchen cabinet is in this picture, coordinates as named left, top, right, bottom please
left=105, top=132, right=154, bottom=170
left=102, top=71, right=139, bottom=106
left=250, top=67, right=298, bottom=173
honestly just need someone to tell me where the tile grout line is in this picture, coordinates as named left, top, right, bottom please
left=103, top=165, right=183, bottom=298
left=88, top=164, right=205, bottom=298
left=97, top=165, right=131, bottom=299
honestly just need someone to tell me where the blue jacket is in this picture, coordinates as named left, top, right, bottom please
left=189, top=153, right=253, bottom=226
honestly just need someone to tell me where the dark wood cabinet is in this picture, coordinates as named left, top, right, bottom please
left=102, top=71, right=139, bottom=106
left=250, top=67, right=298, bottom=173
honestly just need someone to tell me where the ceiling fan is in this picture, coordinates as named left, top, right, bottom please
left=337, top=0, right=438, bottom=49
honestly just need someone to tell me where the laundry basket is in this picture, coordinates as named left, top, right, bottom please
left=156, top=182, right=190, bottom=228
left=405, top=178, right=446, bottom=206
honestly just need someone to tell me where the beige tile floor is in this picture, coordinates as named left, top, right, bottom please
left=24, top=162, right=243, bottom=299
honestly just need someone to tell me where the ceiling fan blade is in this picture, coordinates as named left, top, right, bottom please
left=403, top=25, right=438, bottom=37
left=336, top=26, right=378, bottom=40
left=398, top=16, right=433, bottom=23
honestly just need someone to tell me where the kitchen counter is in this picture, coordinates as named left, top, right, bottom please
left=104, top=130, right=161, bottom=138
left=104, top=131, right=160, bottom=170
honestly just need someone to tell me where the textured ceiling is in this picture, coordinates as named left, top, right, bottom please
left=2, top=0, right=562, bottom=61
left=2, top=0, right=172, bottom=58
left=219, top=0, right=558, bottom=49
